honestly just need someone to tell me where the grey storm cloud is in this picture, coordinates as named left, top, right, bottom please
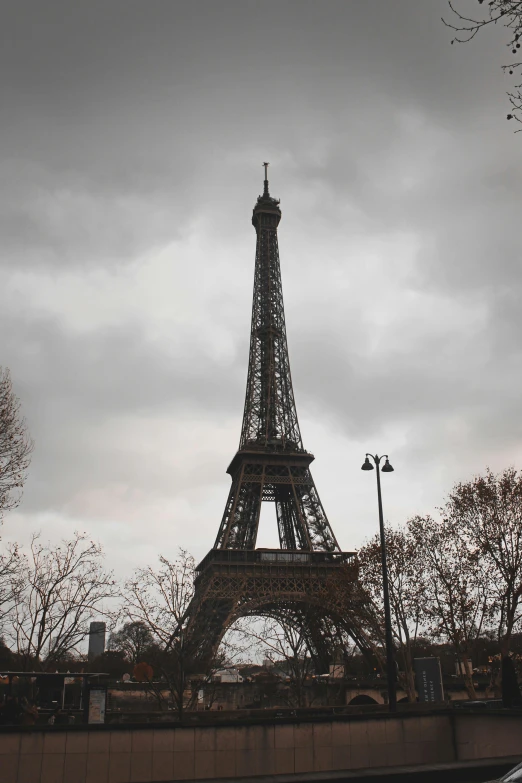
left=1, top=0, right=522, bottom=570
left=0, top=306, right=246, bottom=434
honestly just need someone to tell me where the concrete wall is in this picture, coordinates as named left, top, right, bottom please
left=1, top=711, right=521, bottom=783
left=455, top=713, right=522, bottom=760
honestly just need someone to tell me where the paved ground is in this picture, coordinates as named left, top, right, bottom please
left=172, top=756, right=522, bottom=783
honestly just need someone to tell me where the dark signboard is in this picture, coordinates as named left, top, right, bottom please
left=88, top=685, right=107, bottom=724
left=414, top=657, right=444, bottom=703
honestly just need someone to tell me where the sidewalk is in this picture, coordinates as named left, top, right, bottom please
left=173, top=755, right=522, bottom=783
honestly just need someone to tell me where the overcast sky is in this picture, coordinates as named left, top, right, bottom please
left=1, top=0, right=521, bottom=578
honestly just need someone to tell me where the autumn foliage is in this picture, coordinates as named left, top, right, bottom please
left=133, top=662, right=154, bottom=682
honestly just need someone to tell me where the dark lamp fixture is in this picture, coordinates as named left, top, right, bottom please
left=361, top=450, right=396, bottom=711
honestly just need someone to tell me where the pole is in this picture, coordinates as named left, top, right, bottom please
left=375, top=458, right=397, bottom=712
left=178, top=629, right=184, bottom=723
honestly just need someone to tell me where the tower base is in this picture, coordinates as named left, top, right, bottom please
left=185, top=548, right=376, bottom=672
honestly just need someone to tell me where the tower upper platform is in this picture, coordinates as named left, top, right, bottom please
left=252, top=164, right=281, bottom=229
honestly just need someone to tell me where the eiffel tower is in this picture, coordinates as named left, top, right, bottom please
left=186, top=166, right=373, bottom=671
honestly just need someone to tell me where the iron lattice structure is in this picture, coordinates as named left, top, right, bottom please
left=186, top=550, right=378, bottom=673
left=214, top=173, right=339, bottom=553
left=186, top=169, right=374, bottom=671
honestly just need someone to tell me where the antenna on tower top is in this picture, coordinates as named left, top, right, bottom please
left=262, top=161, right=270, bottom=196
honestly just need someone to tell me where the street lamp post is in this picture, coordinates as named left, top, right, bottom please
left=361, top=453, right=396, bottom=712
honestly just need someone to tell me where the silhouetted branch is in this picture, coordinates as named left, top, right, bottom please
left=443, top=1, right=522, bottom=126
left=0, top=367, right=33, bottom=519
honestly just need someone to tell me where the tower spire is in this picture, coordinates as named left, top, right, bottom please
left=263, top=161, right=270, bottom=197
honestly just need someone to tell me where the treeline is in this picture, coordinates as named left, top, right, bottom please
left=357, top=467, right=522, bottom=700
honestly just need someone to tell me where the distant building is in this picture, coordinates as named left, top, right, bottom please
left=212, top=668, right=243, bottom=683
left=88, top=622, right=106, bottom=661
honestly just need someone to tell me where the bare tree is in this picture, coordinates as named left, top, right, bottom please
left=123, top=549, right=200, bottom=719
left=444, top=1, right=522, bottom=126
left=0, top=367, right=33, bottom=520
left=357, top=526, right=425, bottom=702
left=235, top=613, right=316, bottom=708
left=408, top=514, right=493, bottom=699
left=124, top=550, right=195, bottom=650
left=444, top=467, right=522, bottom=655
left=0, top=542, right=22, bottom=631
left=6, top=532, right=119, bottom=670
left=124, top=550, right=251, bottom=717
